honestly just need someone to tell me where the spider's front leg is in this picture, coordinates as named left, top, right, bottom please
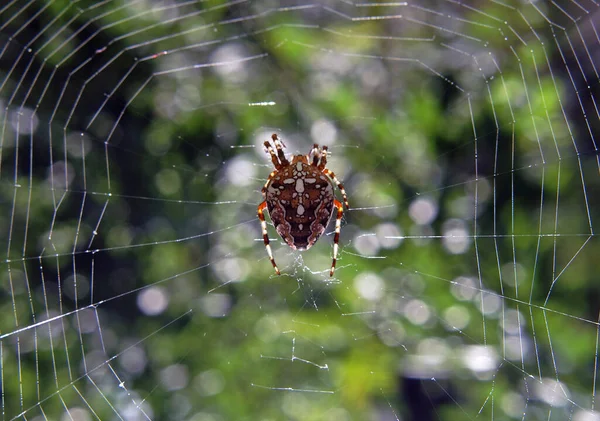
left=257, top=201, right=280, bottom=275
left=271, top=133, right=289, bottom=165
left=264, top=133, right=289, bottom=170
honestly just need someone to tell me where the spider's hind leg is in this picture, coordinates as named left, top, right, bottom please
left=330, top=199, right=344, bottom=277
left=323, top=168, right=349, bottom=209
left=258, top=201, right=280, bottom=275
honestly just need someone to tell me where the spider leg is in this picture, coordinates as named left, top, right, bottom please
left=263, top=141, right=281, bottom=170
left=323, top=168, right=350, bottom=209
left=309, top=144, right=320, bottom=166
left=257, top=201, right=280, bottom=275
left=271, top=133, right=290, bottom=166
left=261, top=171, right=276, bottom=194
left=330, top=199, right=344, bottom=277
left=317, top=145, right=328, bottom=170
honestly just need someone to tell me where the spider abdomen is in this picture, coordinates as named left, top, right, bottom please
left=265, top=160, right=335, bottom=250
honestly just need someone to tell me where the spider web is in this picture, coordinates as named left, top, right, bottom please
left=1, top=0, right=599, bottom=420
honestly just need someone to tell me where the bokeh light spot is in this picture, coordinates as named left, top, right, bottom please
left=354, top=272, right=384, bottom=301
left=409, top=196, right=438, bottom=225
left=137, top=286, right=169, bottom=316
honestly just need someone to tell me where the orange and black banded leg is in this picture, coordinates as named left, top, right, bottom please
left=323, top=168, right=350, bottom=209
left=309, top=144, right=320, bottom=166
left=317, top=145, right=328, bottom=170
left=257, top=201, right=280, bottom=275
left=264, top=140, right=282, bottom=170
left=271, top=133, right=289, bottom=166
left=330, top=199, right=344, bottom=277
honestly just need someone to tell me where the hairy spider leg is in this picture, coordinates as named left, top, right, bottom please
left=317, top=145, right=328, bottom=170
left=323, top=168, right=350, bottom=209
left=263, top=141, right=282, bottom=170
left=330, top=199, right=344, bottom=277
left=271, top=133, right=289, bottom=166
left=257, top=201, right=280, bottom=275
left=310, top=143, right=320, bottom=166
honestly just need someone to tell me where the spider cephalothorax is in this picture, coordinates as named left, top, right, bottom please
left=257, top=133, right=349, bottom=276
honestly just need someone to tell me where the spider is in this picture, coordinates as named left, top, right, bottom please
left=257, top=133, right=349, bottom=277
